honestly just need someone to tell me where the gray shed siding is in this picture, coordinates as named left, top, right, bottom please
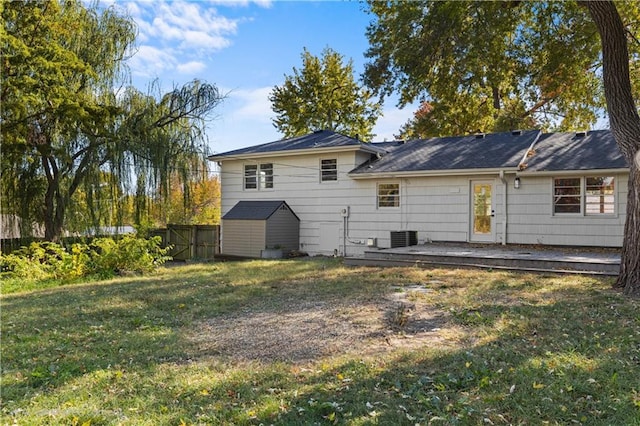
left=221, top=220, right=266, bottom=258
left=221, top=202, right=300, bottom=258
left=264, top=206, right=300, bottom=253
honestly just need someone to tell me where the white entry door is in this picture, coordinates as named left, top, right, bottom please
left=470, top=180, right=495, bottom=242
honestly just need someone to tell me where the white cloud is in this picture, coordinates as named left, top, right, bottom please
left=128, top=45, right=177, bottom=77
left=207, top=0, right=272, bottom=8
left=133, top=1, right=238, bottom=52
left=123, top=0, right=249, bottom=81
left=180, top=30, right=231, bottom=50
left=205, top=86, right=278, bottom=152
left=229, top=86, right=274, bottom=123
left=372, top=106, right=416, bottom=141
left=176, top=61, right=207, bottom=74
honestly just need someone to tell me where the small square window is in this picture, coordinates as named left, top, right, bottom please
left=378, top=183, right=400, bottom=208
left=244, top=163, right=273, bottom=190
left=321, top=159, right=337, bottom=182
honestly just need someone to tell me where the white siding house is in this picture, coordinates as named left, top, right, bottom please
left=209, top=130, right=629, bottom=257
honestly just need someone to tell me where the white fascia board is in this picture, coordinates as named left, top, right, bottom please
left=348, top=167, right=520, bottom=180
left=516, top=168, right=629, bottom=177
left=209, top=145, right=374, bottom=162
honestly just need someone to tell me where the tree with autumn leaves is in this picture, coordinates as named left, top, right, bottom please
left=1, top=0, right=224, bottom=240
left=364, top=0, right=640, bottom=295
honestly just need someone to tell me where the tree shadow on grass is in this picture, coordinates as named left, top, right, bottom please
left=1, top=263, right=639, bottom=425
left=0, top=259, right=378, bottom=399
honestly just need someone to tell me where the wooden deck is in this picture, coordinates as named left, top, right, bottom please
left=344, top=243, right=621, bottom=275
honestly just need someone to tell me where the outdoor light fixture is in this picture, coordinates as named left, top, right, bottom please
left=514, top=177, right=521, bottom=189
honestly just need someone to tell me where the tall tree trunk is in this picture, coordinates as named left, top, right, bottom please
left=42, top=154, right=66, bottom=243
left=584, top=1, right=640, bottom=296
left=43, top=193, right=66, bottom=242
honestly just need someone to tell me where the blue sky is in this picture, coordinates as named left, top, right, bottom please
left=110, top=0, right=416, bottom=154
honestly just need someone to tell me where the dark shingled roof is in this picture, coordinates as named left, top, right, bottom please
left=210, top=129, right=628, bottom=176
left=351, top=130, right=541, bottom=174
left=209, top=130, right=385, bottom=159
left=522, top=130, right=629, bottom=172
left=222, top=200, right=299, bottom=221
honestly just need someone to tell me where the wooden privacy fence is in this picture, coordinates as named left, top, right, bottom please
left=150, top=224, right=220, bottom=261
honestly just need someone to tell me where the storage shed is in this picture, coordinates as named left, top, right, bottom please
left=221, top=200, right=300, bottom=258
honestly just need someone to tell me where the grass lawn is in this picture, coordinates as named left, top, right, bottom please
left=1, top=258, right=639, bottom=425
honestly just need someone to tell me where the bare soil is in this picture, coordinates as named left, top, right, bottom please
left=189, top=284, right=464, bottom=363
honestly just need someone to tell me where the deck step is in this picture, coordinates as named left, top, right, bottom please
left=344, top=247, right=620, bottom=275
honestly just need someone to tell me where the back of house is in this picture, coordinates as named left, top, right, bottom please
left=209, top=129, right=628, bottom=257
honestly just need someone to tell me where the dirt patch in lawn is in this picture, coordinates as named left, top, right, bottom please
left=188, top=285, right=466, bottom=363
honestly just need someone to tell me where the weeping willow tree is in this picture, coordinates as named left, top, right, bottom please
left=116, top=82, right=224, bottom=229
left=1, top=0, right=224, bottom=241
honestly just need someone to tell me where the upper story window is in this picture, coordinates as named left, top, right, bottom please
left=377, top=183, right=400, bottom=208
left=553, top=176, right=615, bottom=215
left=321, top=159, right=337, bottom=182
left=244, top=163, right=273, bottom=190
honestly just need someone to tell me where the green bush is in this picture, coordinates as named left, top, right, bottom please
left=87, top=235, right=171, bottom=277
left=0, top=236, right=171, bottom=283
left=0, top=242, right=78, bottom=280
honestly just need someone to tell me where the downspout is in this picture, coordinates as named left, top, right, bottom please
left=499, top=170, right=508, bottom=246
left=343, top=215, right=347, bottom=256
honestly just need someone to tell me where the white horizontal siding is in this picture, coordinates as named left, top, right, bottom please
left=219, top=154, right=627, bottom=256
left=506, top=174, right=626, bottom=247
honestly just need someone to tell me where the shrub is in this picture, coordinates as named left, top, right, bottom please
left=86, top=235, right=171, bottom=277
left=0, top=236, right=171, bottom=283
left=0, top=242, right=75, bottom=280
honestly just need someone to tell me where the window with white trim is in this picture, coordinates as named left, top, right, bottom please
left=377, top=183, right=400, bottom=208
left=585, top=176, right=615, bottom=214
left=553, top=176, right=615, bottom=215
left=320, top=159, right=337, bottom=182
left=244, top=163, right=273, bottom=190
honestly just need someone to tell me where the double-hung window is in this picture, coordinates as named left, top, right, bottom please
left=585, top=177, right=615, bottom=214
left=320, top=159, right=337, bottom=182
left=553, top=176, right=615, bottom=215
left=244, top=163, right=273, bottom=190
left=377, top=183, right=400, bottom=208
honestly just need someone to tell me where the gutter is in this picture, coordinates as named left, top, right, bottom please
left=349, top=167, right=521, bottom=179
left=516, top=168, right=629, bottom=177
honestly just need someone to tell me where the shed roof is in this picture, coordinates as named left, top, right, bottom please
left=222, top=200, right=299, bottom=221
left=521, top=130, right=628, bottom=172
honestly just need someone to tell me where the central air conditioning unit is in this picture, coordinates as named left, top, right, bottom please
left=390, top=231, right=418, bottom=248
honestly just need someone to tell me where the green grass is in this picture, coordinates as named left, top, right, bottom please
left=1, top=259, right=639, bottom=425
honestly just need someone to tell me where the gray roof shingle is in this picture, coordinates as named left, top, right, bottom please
left=222, top=200, right=299, bottom=221
left=209, top=130, right=385, bottom=160
left=351, top=130, right=541, bottom=174
left=522, top=130, right=628, bottom=172
left=210, top=129, right=628, bottom=176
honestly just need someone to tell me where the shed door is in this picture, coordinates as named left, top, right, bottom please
left=470, top=180, right=495, bottom=242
